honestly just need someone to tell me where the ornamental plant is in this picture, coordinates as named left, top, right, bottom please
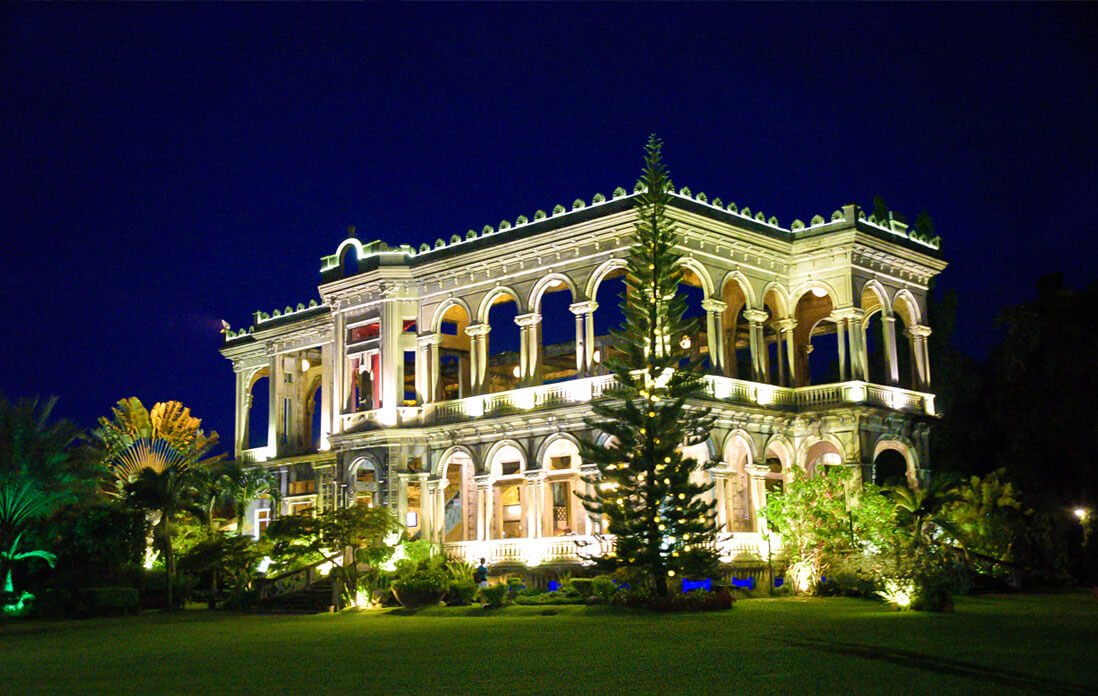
left=578, top=135, right=719, bottom=599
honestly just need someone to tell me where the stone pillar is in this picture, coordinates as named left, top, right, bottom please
left=417, top=333, right=442, bottom=403
left=267, top=350, right=281, bottom=458
left=515, top=313, right=542, bottom=384
left=419, top=474, right=435, bottom=543
left=332, top=308, right=346, bottom=432
left=319, top=343, right=332, bottom=450
left=835, top=318, right=848, bottom=382
left=743, top=309, right=769, bottom=382
left=525, top=472, right=545, bottom=539
left=745, top=464, right=770, bottom=534
left=580, top=465, right=597, bottom=535
left=570, top=301, right=598, bottom=375
left=779, top=319, right=797, bottom=387
left=711, top=469, right=730, bottom=532
left=465, top=323, right=491, bottom=394
left=702, top=298, right=727, bottom=374
left=907, top=324, right=933, bottom=390
left=474, top=475, right=491, bottom=541
left=834, top=308, right=867, bottom=381
left=379, top=300, right=403, bottom=410
left=396, top=473, right=410, bottom=533
left=233, top=367, right=248, bottom=457
left=882, top=315, right=900, bottom=385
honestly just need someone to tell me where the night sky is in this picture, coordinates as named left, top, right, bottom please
left=2, top=4, right=1095, bottom=441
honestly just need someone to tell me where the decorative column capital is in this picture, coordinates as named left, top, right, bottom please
left=569, top=301, right=598, bottom=315
left=905, top=324, right=933, bottom=339
left=417, top=332, right=444, bottom=347
left=743, top=309, right=769, bottom=323
left=745, top=464, right=771, bottom=478
left=701, top=298, right=727, bottom=313
left=474, top=474, right=492, bottom=488
left=830, top=307, right=864, bottom=322
left=777, top=318, right=797, bottom=332
left=524, top=470, right=547, bottom=483
left=514, top=312, right=542, bottom=328
left=465, top=323, right=491, bottom=337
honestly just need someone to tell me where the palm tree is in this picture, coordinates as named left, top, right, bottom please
left=95, top=398, right=222, bottom=609
left=0, top=395, right=88, bottom=599
left=218, top=461, right=281, bottom=535
left=889, top=475, right=961, bottom=549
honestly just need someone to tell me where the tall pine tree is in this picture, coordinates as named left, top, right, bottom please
left=578, top=135, right=719, bottom=598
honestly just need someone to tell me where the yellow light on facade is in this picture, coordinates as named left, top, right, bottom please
left=811, top=286, right=827, bottom=298
left=300, top=358, right=311, bottom=372
left=592, top=349, right=601, bottom=363
left=679, top=335, right=691, bottom=349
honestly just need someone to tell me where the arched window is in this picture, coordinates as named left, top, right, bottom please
left=793, top=288, right=840, bottom=386
left=542, top=438, right=582, bottom=536
left=247, top=371, right=270, bottom=450
left=440, top=451, right=475, bottom=542
left=483, top=291, right=521, bottom=393
left=489, top=444, right=526, bottom=539
left=436, top=303, right=472, bottom=400
left=532, top=276, right=578, bottom=384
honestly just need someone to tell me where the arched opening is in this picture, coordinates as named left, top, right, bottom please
left=484, top=292, right=521, bottom=393
left=340, top=245, right=358, bottom=277
left=721, top=280, right=751, bottom=380
left=723, top=436, right=754, bottom=532
left=541, top=438, right=583, bottom=536
left=441, top=451, right=475, bottom=542
left=793, top=288, right=839, bottom=386
left=762, top=290, right=786, bottom=386
left=803, top=440, right=844, bottom=478
left=760, top=441, right=790, bottom=530
left=350, top=458, right=380, bottom=508
left=893, top=293, right=919, bottom=389
left=489, top=444, right=526, bottom=539
left=437, top=303, right=472, bottom=400
left=874, top=449, right=909, bottom=487
left=861, top=284, right=889, bottom=385
left=676, top=266, right=710, bottom=369
left=591, top=267, right=627, bottom=372
left=306, top=376, right=323, bottom=451
left=247, top=371, right=269, bottom=450
left=532, top=277, right=578, bottom=384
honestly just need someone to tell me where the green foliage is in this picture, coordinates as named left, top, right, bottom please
left=942, top=469, right=1027, bottom=565
left=577, top=136, right=719, bottom=598
left=590, top=574, right=617, bottom=602
left=475, top=583, right=508, bottom=608
left=567, top=577, right=594, bottom=598
left=445, top=578, right=477, bottom=605
left=178, top=533, right=266, bottom=605
left=84, top=586, right=139, bottom=615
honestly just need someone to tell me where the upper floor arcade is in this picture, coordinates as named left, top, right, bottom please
left=220, top=187, right=946, bottom=462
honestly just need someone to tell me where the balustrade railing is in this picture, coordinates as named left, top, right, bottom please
left=339, top=376, right=933, bottom=432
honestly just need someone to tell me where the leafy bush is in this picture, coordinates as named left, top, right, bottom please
left=83, top=587, right=139, bottom=616
left=591, top=575, right=617, bottom=602
left=140, top=569, right=195, bottom=610
left=567, top=577, right=594, bottom=598
left=391, top=566, right=448, bottom=608
left=445, top=579, right=477, bottom=606
left=476, top=583, right=508, bottom=608
left=513, top=591, right=584, bottom=606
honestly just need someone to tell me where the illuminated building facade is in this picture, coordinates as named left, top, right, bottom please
left=220, top=186, right=945, bottom=572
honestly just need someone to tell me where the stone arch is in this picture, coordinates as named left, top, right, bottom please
left=720, top=271, right=757, bottom=311
left=673, top=257, right=715, bottom=299
left=485, top=440, right=528, bottom=477
left=348, top=454, right=383, bottom=508
left=529, top=273, right=579, bottom=312
left=859, top=279, right=892, bottom=319
left=430, top=297, right=474, bottom=333
left=873, top=436, right=920, bottom=487
left=435, top=445, right=480, bottom=478
left=437, top=446, right=477, bottom=542
left=763, top=435, right=794, bottom=471
left=535, top=432, right=583, bottom=469
left=792, top=285, right=839, bottom=386
left=584, top=258, right=629, bottom=302
left=760, top=282, right=790, bottom=319
left=721, top=429, right=758, bottom=466
left=800, top=436, right=846, bottom=477
left=791, top=278, right=840, bottom=304
left=334, top=238, right=364, bottom=277
left=477, top=286, right=525, bottom=324
left=892, top=289, right=922, bottom=326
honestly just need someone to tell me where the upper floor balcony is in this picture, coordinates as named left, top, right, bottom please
left=338, top=372, right=935, bottom=433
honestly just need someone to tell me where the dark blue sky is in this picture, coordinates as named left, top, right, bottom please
left=2, top=4, right=1095, bottom=438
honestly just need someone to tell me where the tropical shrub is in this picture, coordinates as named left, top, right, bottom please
left=566, top=577, right=594, bottom=598
left=445, top=578, right=477, bottom=606
left=83, top=586, right=140, bottom=616
left=476, top=583, right=508, bottom=608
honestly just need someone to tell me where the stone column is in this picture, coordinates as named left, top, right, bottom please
left=907, top=324, right=933, bottom=390
left=515, top=313, right=542, bottom=385
left=396, top=473, right=410, bottom=533
left=417, top=333, right=442, bottom=403
left=570, top=301, right=598, bottom=375
left=474, top=475, right=491, bottom=541
left=834, top=308, right=867, bottom=381
left=882, top=315, right=900, bottom=385
left=743, top=309, right=769, bottom=382
left=379, top=300, right=403, bottom=410
left=710, top=469, right=730, bottom=532
left=419, top=474, right=435, bottom=543
left=835, top=318, right=848, bottom=381
left=319, top=342, right=332, bottom=450
left=465, top=323, right=491, bottom=394
left=233, top=367, right=248, bottom=458
left=525, top=472, right=545, bottom=539
left=267, top=349, right=281, bottom=458
left=779, top=319, right=797, bottom=387
left=331, top=308, right=346, bottom=433
left=745, top=464, right=770, bottom=534
left=580, top=465, right=597, bottom=535
left=702, top=298, right=727, bottom=374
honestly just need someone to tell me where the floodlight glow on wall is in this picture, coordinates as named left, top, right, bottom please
left=300, top=358, right=311, bottom=372
left=811, top=287, right=827, bottom=298
left=406, top=511, right=419, bottom=527
left=592, top=350, right=601, bottom=363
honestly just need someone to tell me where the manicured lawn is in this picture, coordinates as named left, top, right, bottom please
left=2, top=594, right=1096, bottom=694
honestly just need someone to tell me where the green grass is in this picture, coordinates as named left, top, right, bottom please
left=2, top=594, right=1096, bottom=694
